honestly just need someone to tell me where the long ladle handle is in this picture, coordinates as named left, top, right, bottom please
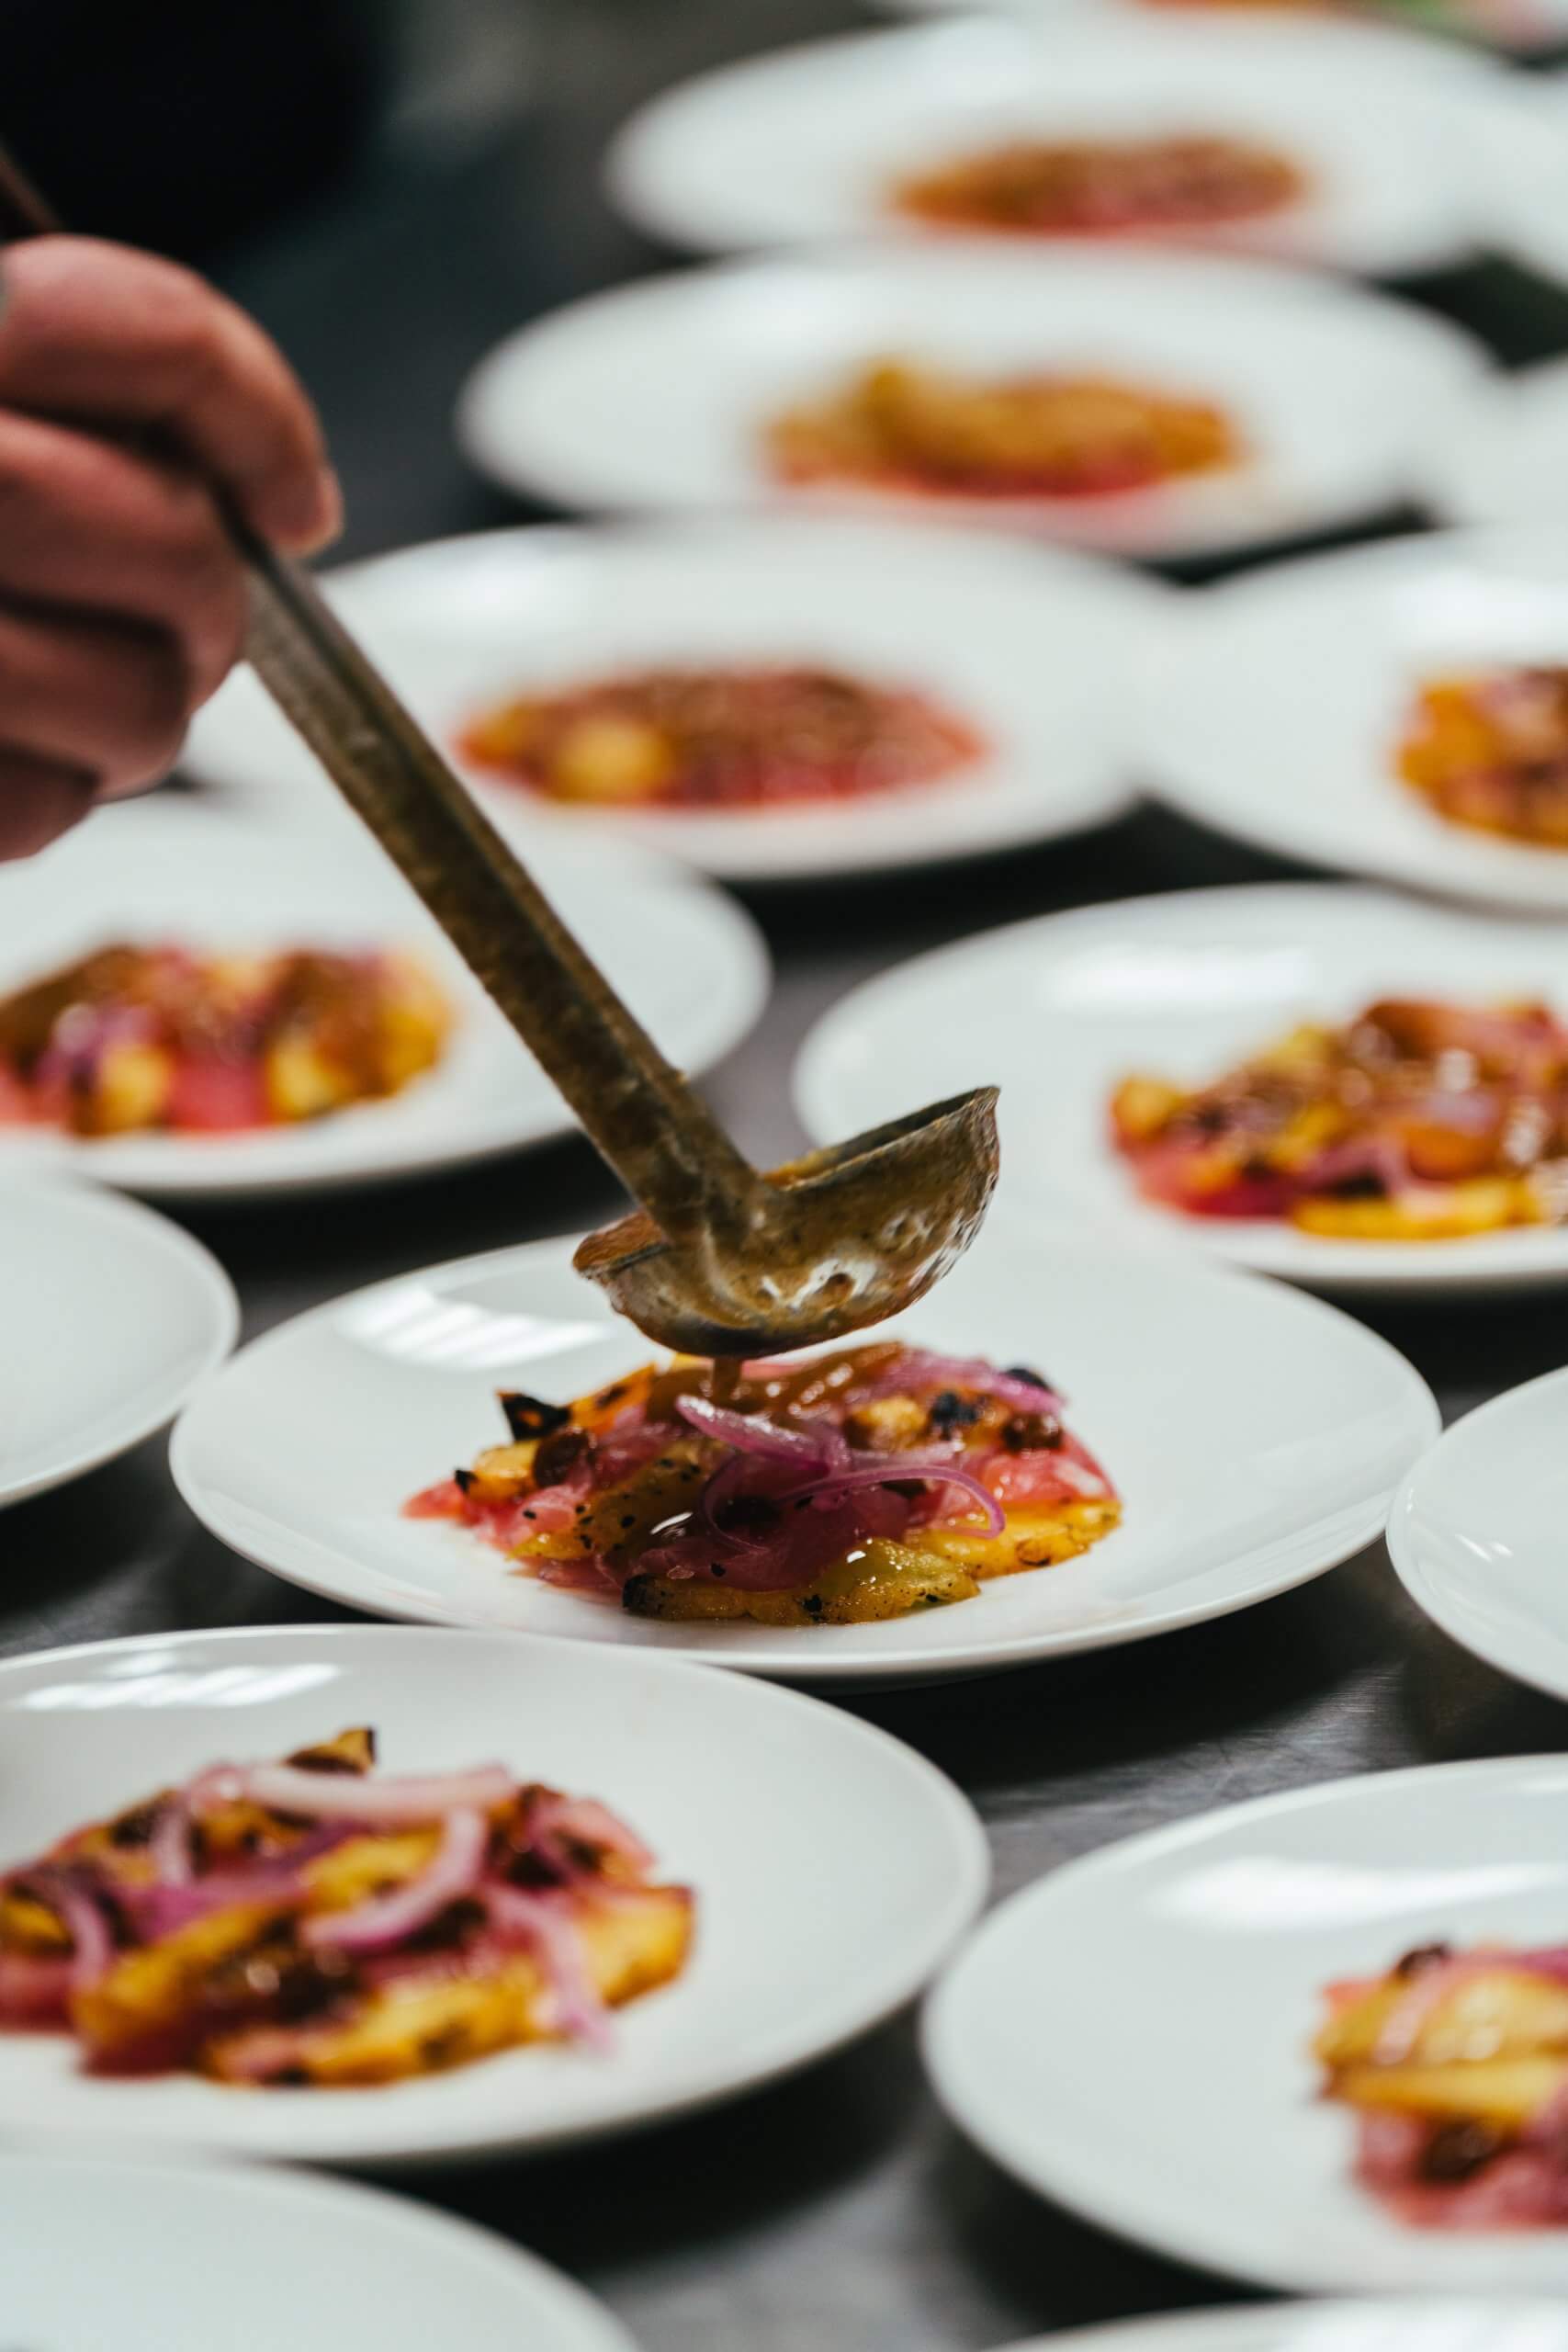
left=0, top=145, right=762, bottom=1251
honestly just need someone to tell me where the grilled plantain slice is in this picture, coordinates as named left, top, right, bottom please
left=1333, top=2054, right=1568, bottom=2129
left=1317, top=1968, right=1568, bottom=2074
left=625, top=1537, right=979, bottom=1625
left=203, top=1885, right=694, bottom=2086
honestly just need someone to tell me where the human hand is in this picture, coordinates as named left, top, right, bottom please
left=0, top=235, right=340, bottom=858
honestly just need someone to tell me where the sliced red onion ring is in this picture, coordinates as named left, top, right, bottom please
left=485, top=1883, right=610, bottom=2050
left=150, top=1798, right=194, bottom=1886
left=857, top=1350, right=1066, bottom=1417
left=781, top=1453, right=1007, bottom=1537
left=191, top=1761, right=516, bottom=1824
left=675, top=1394, right=836, bottom=1464
left=305, top=1807, right=489, bottom=1956
left=19, top=1873, right=116, bottom=1990
left=529, top=1792, right=653, bottom=1877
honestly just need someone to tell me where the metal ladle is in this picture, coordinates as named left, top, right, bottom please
left=0, top=149, right=999, bottom=1356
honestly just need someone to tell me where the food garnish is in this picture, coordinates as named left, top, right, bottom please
left=767, top=357, right=1238, bottom=501
left=407, top=1342, right=1120, bottom=1625
left=457, top=664, right=981, bottom=810
left=0, top=944, right=450, bottom=1136
left=1316, top=1939, right=1568, bottom=2226
left=1111, top=998, right=1568, bottom=1239
left=1397, top=669, right=1568, bottom=849
left=0, top=1728, right=691, bottom=2086
left=892, top=135, right=1303, bottom=237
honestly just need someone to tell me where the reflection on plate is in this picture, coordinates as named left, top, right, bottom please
left=170, top=1225, right=1436, bottom=1684
left=925, top=1755, right=1568, bottom=2290
left=0, top=1180, right=236, bottom=1509
left=0, top=1624, right=986, bottom=2160
left=0, top=2150, right=636, bottom=2352
left=1138, top=530, right=1568, bottom=912
left=186, top=518, right=1152, bottom=881
left=795, top=882, right=1568, bottom=1291
left=1390, top=1363, right=1568, bottom=1705
left=610, top=17, right=1509, bottom=276
left=457, top=246, right=1487, bottom=563
left=0, top=797, right=767, bottom=1193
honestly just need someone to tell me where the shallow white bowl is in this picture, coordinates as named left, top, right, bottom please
left=871, top=0, right=1568, bottom=60
left=926, top=1754, right=1568, bottom=2291
left=1390, top=1363, right=1568, bottom=1703
left=457, top=245, right=1487, bottom=564
left=0, top=796, right=767, bottom=1196
left=1138, top=529, right=1568, bottom=914
left=795, top=880, right=1568, bottom=1293
left=0, top=1180, right=236, bottom=1509
left=609, top=17, right=1510, bottom=277
left=0, top=2150, right=634, bottom=2352
left=170, top=1224, right=1436, bottom=1685
left=186, top=519, right=1154, bottom=883
left=0, top=1623, right=987, bottom=2163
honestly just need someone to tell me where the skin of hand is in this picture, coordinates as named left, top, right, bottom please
left=0, top=235, right=341, bottom=860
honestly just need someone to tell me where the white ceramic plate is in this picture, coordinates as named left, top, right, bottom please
left=0, top=1623, right=987, bottom=2161
left=1138, top=528, right=1568, bottom=914
left=457, top=246, right=1487, bottom=564
left=1426, top=356, right=1568, bottom=537
left=185, top=520, right=1154, bottom=883
left=0, top=1181, right=236, bottom=1509
left=608, top=17, right=1511, bottom=277
left=1477, top=73, right=1568, bottom=287
left=795, top=882, right=1568, bottom=1294
left=872, top=0, right=1568, bottom=62
left=0, top=2151, right=633, bottom=2352
left=169, top=1225, right=1436, bottom=1685
left=997, top=2306, right=1568, bottom=2352
left=1389, top=1363, right=1568, bottom=1702
left=0, top=795, right=767, bottom=1195
left=926, top=1754, right=1568, bottom=2292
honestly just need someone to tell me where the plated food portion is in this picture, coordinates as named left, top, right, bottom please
left=0, top=2152, right=638, bottom=2352
left=1316, top=1937, right=1568, bottom=2226
left=0, top=1724, right=688, bottom=2088
left=1111, top=995, right=1568, bottom=1241
left=171, top=1224, right=1435, bottom=1683
left=187, top=519, right=1150, bottom=881
left=924, top=1755, right=1568, bottom=2291
left=0, top=1181, right=237, bottom=1510
left=0, top=942, right=449, bottom=1138
left=1138, top=530, right=1568, bottom=912
left=0, top=1626, right=987, bottom=2160
left=766, top=358, right=1239, bottom=502
left=796, top=883, right=1568, bottom=1290
left=608, top=17, right=1506, bottom=276
left=0, top=797, right=767, bottom=1192
left=457, top=247, right=1486, bottom=561
left=1390, top=1363, right=1568, bottom=1709
left=407, top=1342, right=1119, bottom=1626
left=458, top=661, right=982, bottom=811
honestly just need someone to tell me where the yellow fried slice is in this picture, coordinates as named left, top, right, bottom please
left=73, top=1901, right=288, bottom=2066
left=625, top=1537, right=980, bottom=1625
left=919, top=1497, right=1122, bottom=1576
left=202, top=1886, right=694, bottom=2086
left=1333, top=2055, right=1568, bottom=2130
left=1317, top=1969, right=1568, bottom=2073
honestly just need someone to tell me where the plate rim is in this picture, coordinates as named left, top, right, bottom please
left=922, top=1747, right=1568, bottom=2292
left=1387, top=1360, right=1568, bottom=1704
left=0, top=1619, right=991, bottom=2161
left=0, top=1176, right=239, bottom=1510
left=0, top=2144, right=640, bottom=2351
left=169, top=1223, right=1438, bottom=1685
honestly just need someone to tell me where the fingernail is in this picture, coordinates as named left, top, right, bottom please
left=274, top=463, right=344, bottom=556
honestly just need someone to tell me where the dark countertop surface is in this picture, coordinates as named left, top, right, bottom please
left=6, top=6, right=1568, bottom=2345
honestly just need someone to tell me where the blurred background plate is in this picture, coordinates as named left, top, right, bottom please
left=170, top=1224, right=1437, bottom=1683
left=186, top=519, right=1156, bottom=884
left=1389, top=1363, right=1568, bottom=1702
left=457, top=245, right=1488, bottom=564
left=924, top=1755, right=1568, bottom=2290
left=0, top=2152, right=634, bottom=2352
left=867, top=0, right=1568, bottom=59
left=0, top=797, right=768, bottom=1196
left=1423, top=359, right=1568, bottom=532
left=0, top=1181, right=236, bottom=1508
left=995, top=2308, right=1568, bottom=2352
left=608, top=16, right=1512, bottom=277
left=795, top=882, right=1568, bottom=1292
left=1136, top=529, right=1568, bottom=911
